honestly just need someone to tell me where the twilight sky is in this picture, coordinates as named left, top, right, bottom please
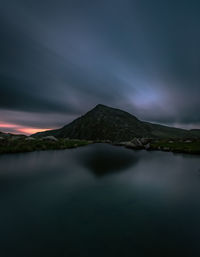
left=1, top=0, right=200, bottom=134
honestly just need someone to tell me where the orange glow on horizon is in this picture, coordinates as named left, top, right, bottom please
left=18, top=128, right=51, bottom=135
left=0, top=121, right=52, bottom=135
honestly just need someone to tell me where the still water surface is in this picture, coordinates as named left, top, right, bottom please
left=0, top=144, right=200, bottom=257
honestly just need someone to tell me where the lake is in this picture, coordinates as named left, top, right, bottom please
left=0, top=143, right=200, bottom=257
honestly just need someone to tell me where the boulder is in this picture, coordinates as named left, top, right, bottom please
left=144, top=143, right=151, bottom=150
left=131, top=138, right=143, bottom=147
left=163, top=147, right=170, bottom=151
left=41, top=136, right=58, bottom=141
left=25, top=137, right=36, bottom=141
left=140, top=138, right=150, bottom=145
left=120, top=142, right=136, bottom=148
left=125, top=142, right=136, bottom=148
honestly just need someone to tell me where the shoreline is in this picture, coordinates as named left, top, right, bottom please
left=0, top=136, right=200, bottom=155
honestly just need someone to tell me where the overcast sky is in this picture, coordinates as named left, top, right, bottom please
left=1, top=0, right=200, bottom=134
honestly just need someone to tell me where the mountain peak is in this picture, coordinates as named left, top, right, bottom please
left=95, top=104, right=107, bottom=108
left=33, top=105, right=194, bottom=141
left=93, top=104, right=113, bottom=110
left=90, top=104, right=137, bottom=117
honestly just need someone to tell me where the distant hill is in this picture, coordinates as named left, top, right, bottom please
left=0, top=131, right=25, bottom=138
left=0, top=131, right=15, bottom=138
left=33, top=104, right=200, bottom=141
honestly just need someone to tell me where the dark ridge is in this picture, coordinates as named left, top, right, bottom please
left=33, top=104, right=199, bottom=141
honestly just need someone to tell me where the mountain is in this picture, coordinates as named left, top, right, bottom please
left=0, top=131, right=15, bottom=138
left=190, top=129, right=200, bottom=137
left=0, top=131, right=6, bottom=137
left=33, top=104, right=199, bottom=141
left=0, top=131, right=25, bottom=138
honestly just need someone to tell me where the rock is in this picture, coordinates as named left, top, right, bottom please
left=140, top=138, right=150, bottom=145
left=131, top=138, right=143, bottom=147
left=121, top=142, right=136, bottom=148
left=25, top=137, right=36, bottom=141
left=144, top=143, right=151, bottom=150
left=88, top=140, right=94, bottom=144
left=100, top=140, right=112, bottom=143
left=42, top=136, right=58, bottom=141
left=169, top=140, right=174, bottom=143
left=0, top=137, right=4, bottom=140
left=121, top=138, right=145, bottom=149
left=163, top=147, right=170, bottom=151
left=185, top=140, right=192, bottom=143
left=115, top=142, right=125, bottom=146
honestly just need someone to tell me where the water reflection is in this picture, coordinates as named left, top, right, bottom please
left=79, top=144, right=139, bottom=176
left=0, top=145, right=200, bottom=257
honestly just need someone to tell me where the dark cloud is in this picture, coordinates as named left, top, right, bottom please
left=0, top=0, right=200, bottom=133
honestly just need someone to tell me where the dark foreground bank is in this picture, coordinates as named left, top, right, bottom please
left=0, top=135, right=91, bottom=154
left=0, top=134, right=200, bottom=155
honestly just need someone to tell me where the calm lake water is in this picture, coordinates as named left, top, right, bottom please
left=0, top=144, right=200, bottom=257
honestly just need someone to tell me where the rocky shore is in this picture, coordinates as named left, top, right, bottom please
left=114, top=137, right=200, bottom=155
left=0, top=132, right=200, bottom=155
left=0, top=133, right=91, bottom=154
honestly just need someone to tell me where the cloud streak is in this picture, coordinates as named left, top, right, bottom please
left=1, top=0, right=200, bottom=133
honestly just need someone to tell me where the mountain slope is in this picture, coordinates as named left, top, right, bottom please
left=33, top=104, right=198, bottom=141
left=190, top=129, right=200, bottom=137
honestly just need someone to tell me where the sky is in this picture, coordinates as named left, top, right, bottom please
left=1, top=0, right=200, bottom=134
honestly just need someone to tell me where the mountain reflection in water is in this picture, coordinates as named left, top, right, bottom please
left=78, top=143, right=139, bottom=176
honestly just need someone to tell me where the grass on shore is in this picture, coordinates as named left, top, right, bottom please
left=151, top=139, right=200, bottom=154
left=0, top=138, right=90, bottom=154
left=1, top=137, right=200, bottom=155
